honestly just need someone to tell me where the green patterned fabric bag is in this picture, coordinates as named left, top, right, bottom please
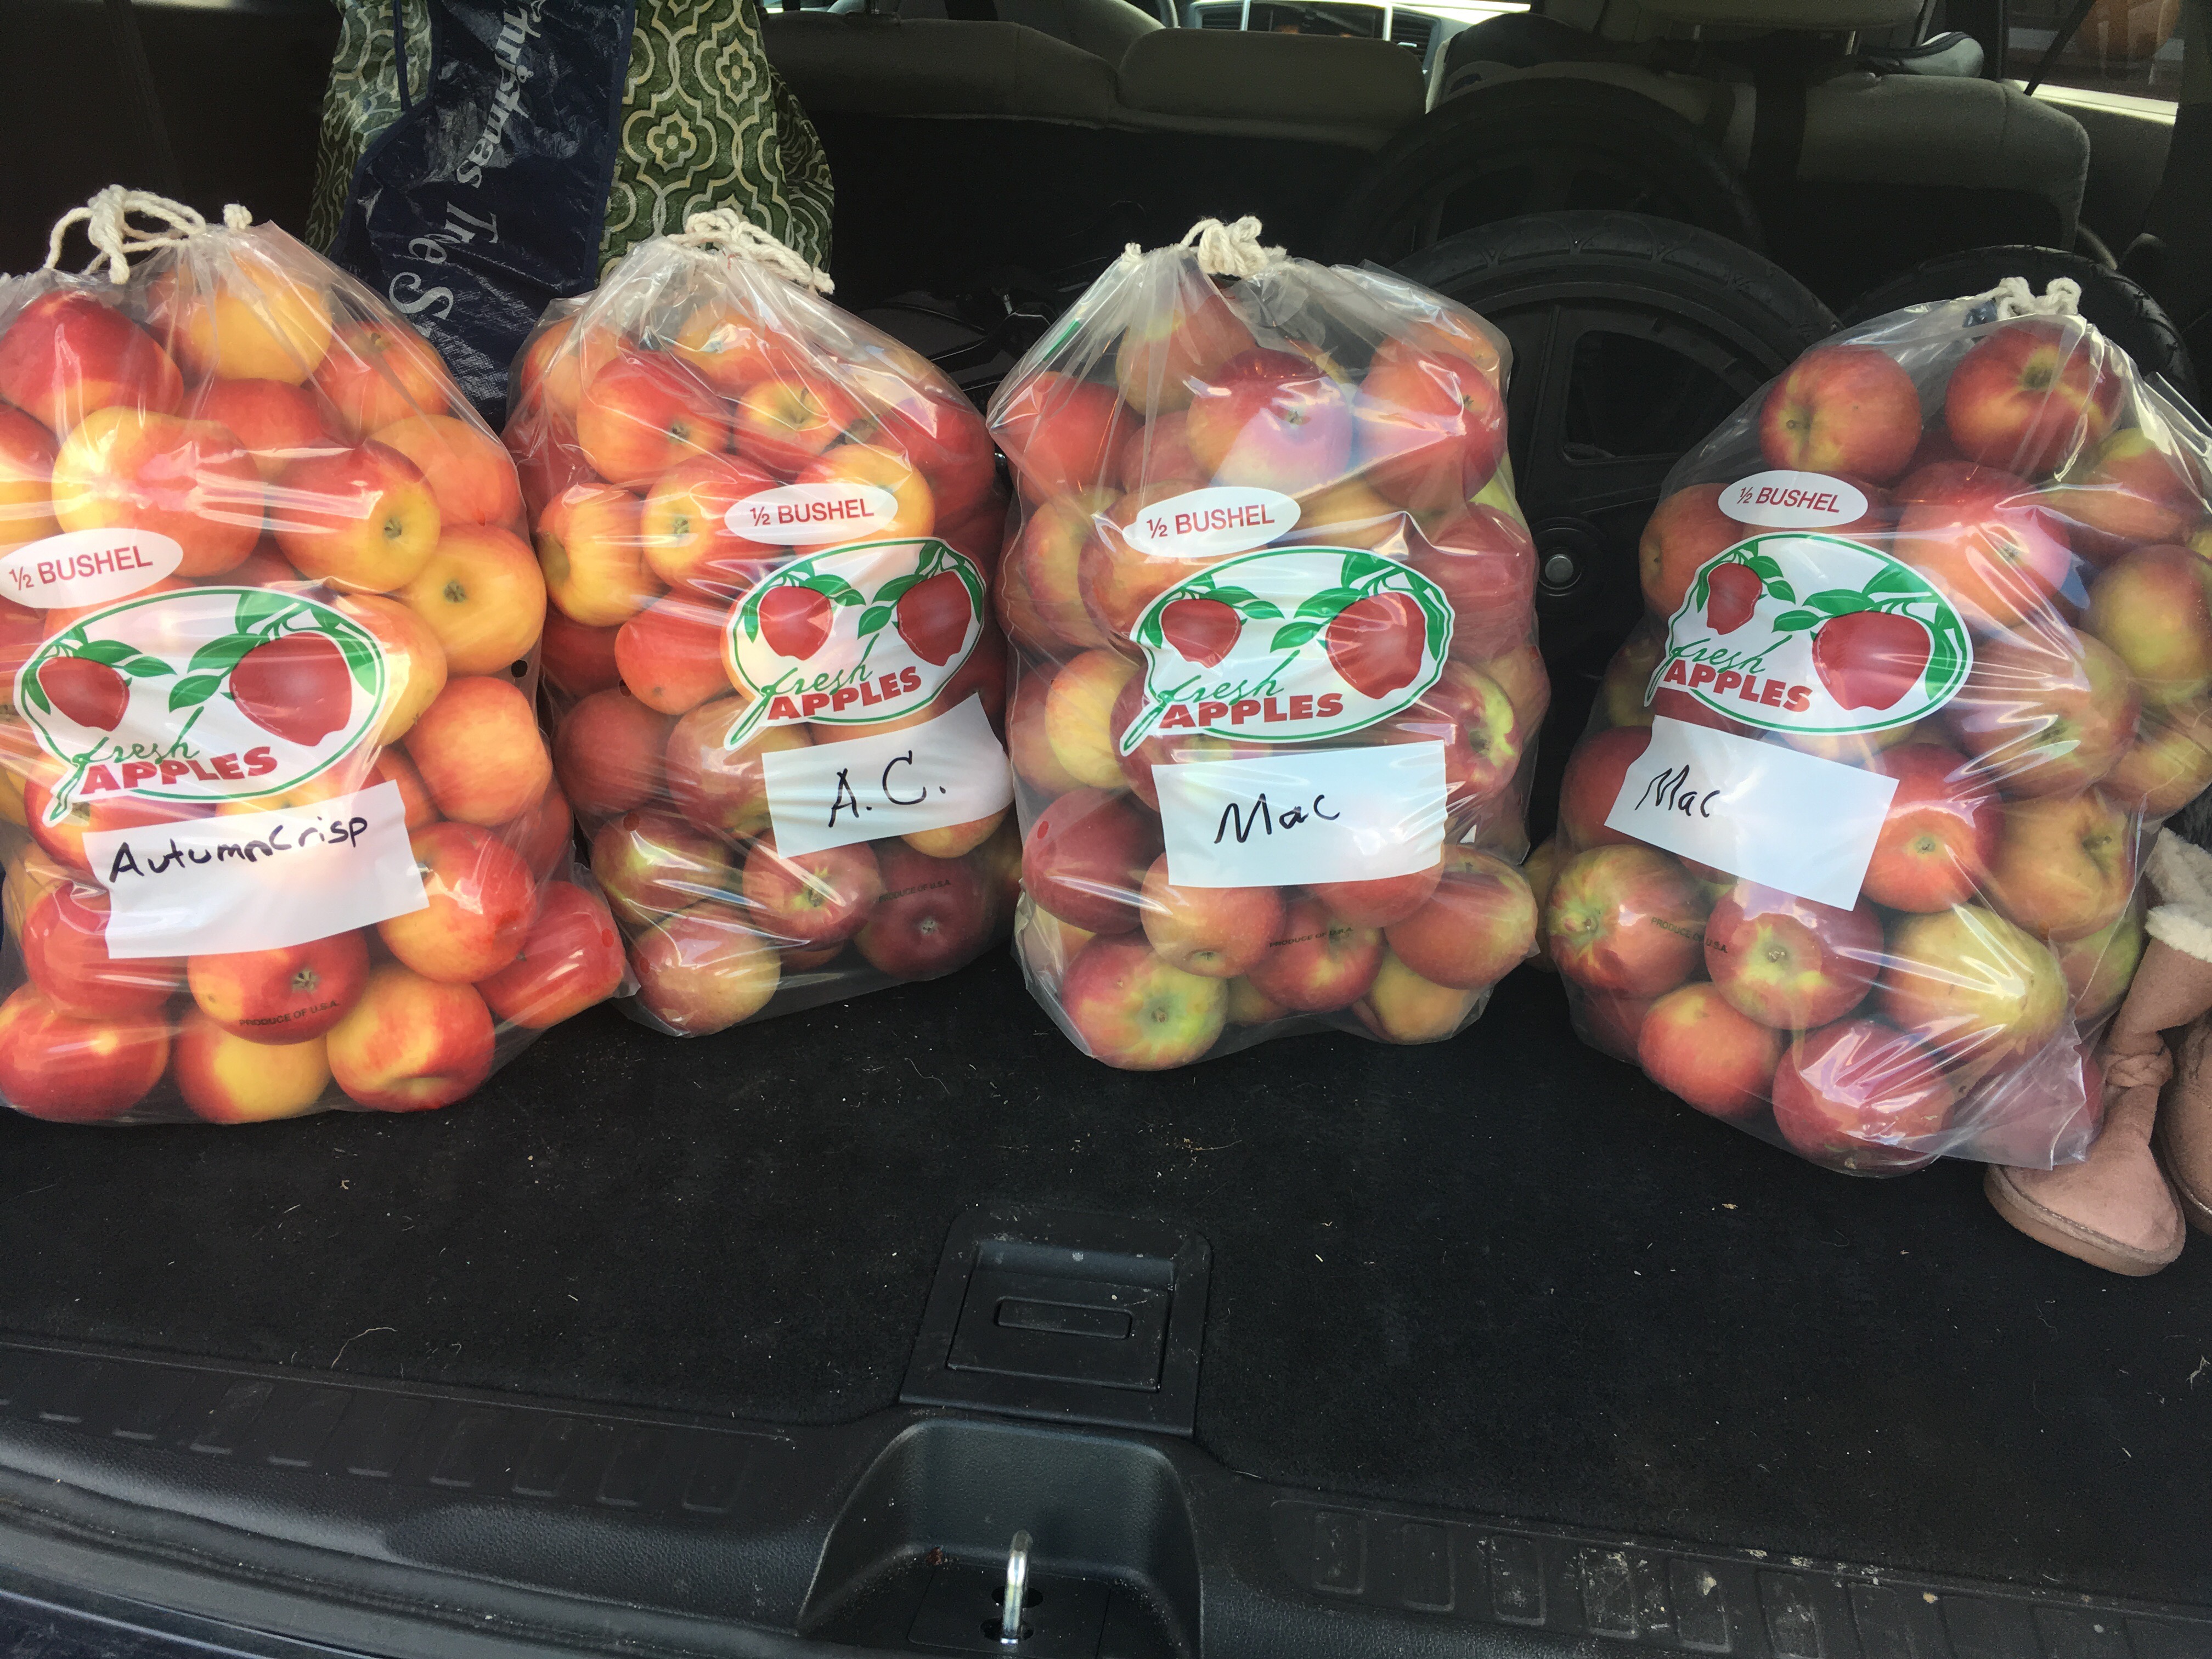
left=309, top=0, right=831, bottom=412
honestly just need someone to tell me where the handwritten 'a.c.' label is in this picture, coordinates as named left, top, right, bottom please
left=759, top=695, right=1013, bottom=857
left=1716, top=470, right=1870, bottom=529
left=1604, top=718, right=1897, bottom=910
left=727, top=482, right=900, bottom=546
left=1156, top=741, right=1445, bottom=889
left=1119, top=486, right=1299, bottom=557
left=1, top=528, right=184, bottom=608
left=84, top=780, right=428, bottom=959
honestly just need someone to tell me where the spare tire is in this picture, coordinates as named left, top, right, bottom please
left=1327, top=78, right=1764, bottom=269
left=1846, top=246, right=2198, bottom=407
left=1396, top=211, right=1833, bottom=839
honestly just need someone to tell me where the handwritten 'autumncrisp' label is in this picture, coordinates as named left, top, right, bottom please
left=1653, top=535, right=1970, bottom=737
left=1156, top=742, right=1446, bottom=888
left=86, top=780, right=428, bottom=958
left=1605, top=718, right=1897, bottom=909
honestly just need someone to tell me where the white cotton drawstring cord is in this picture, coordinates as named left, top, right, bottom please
left=1968, top=275, right=2084, bottom=319
left=670, top=208, right=834, bottom=294
left=1119, top=216, right=1286, bottom=278
left=42, top=187, right=255, bottom=284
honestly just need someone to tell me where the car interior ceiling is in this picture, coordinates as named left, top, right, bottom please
left=2, top=1, right=2212, bottom=1656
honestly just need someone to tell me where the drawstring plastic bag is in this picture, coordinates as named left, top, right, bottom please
left=507, top=211, right=1014, bottom=1036
left=1549, top=276, right=2212, bottom=1172
left=0, top=189, right=614, bottom=1125
left=989, top=218, right=1545, bottom=1070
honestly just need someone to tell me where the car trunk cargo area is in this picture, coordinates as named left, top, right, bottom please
left=1, top=952, right=2208, bottom=1639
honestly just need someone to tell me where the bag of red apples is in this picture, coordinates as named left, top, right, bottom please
left=0, top=189, right=618, bottom=1126
left=1547, top=276, right=2212, bottom=1173
left=989, top=218, right=1545, bottom=1070
left=505, top=211, right=1014, bottom=1036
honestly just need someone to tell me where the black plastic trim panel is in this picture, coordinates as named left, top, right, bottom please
left=0, top=1336, right=2201, bottom=1659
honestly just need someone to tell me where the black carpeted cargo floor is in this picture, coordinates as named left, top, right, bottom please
left=0, top=958, right=2206, bottom=1609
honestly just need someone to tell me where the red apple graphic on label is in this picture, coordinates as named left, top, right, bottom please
left=37, top=657, right=128, bottom=731
left=1325, top=592, right=1425, bottom=699
left=232, top=632, right=354, bottom=747
left=1704, top=563, right=1762, bottom=635
left=1812, top=611, right=1932, bottom=712
left=1160, top=597, right=1240, bottom=667
left=893, top=570, right=972, bottom=667
left=759, top=585, right=833, bottom=661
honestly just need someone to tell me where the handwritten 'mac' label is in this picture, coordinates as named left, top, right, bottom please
left=1156, top=742, right=1445, bottom=889
left=759, top=695, right=1012, bottom=856
left=1604, top=718, right=1896, bottom=909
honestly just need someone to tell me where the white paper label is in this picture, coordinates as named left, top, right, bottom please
left=83, top=781, right=429, bottom=958
left=1119, top=486, right=1299, bottom=557
left=1156, top=741, right=1446, bottom=889
left=1, top=528, right=184, bottom=608
left=1715, top=470, right=1869, bottom=529
left=1604, top=718, right=1897, bottom=909
left=760, top=695, right=1013, bottom=856
left=727, top=482, right=900, bottom=546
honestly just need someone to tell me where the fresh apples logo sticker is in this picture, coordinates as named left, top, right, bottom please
left=1120, top=546, right=1452, bottom=752
left=722, top=537, right=986, bottom=748
left=18, top=587, right=387, bottom=819
left=1652, top=533, right=1971, bottom=736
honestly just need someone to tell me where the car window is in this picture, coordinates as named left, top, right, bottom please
left=2006, top=0, right=2188, bottom=103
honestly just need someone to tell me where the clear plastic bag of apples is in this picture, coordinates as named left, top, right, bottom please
left=0, top=189, right=619, bottom=1126
left=988, top=218, right=1548, bottom=1070
left=1544, top=278, right=2212, bottom=1173
left=503, top=211, right=1015, bottom=1036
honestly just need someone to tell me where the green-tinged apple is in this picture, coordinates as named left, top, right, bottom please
left=577, top=352, right=731, bottom=489
left=2039, top=427, right=2203, bottom=559
left=2056, top=901, right=2145, bottom=1025
left=1545, top=845, right=1709, bottom=997
left=1044, top=648, right=1137, bottom=788
left=1703, top=882, right=1881, bottom=1029
left=1945, top=625, right=2137, bottom=797
left=591, top=808, right=737, bottom=926
left=1984, top=789, right=2135, bottom=941
left=1355, top=951, right=1480, bottom=1043
left=1186, top=349, right=1353, bottom=494
left=1114, top=284, right=1253, bottom=416
left=2086, top=542, right=2212, bottom=703
left=1944, top=318, right=2120, bottom=477
left=1878, top=902, right=2068, bottom=1067
left=664, top=696, right=809, bottom=838
left=174, top=1009, right=329, bottom=1122
left=1894, top=462, right=2073, bottom=632
left=1637, top=982, right=1782, bottom=1120
left=742, top=835, right=884, bottom=947
left=1384, top=849, right=1535, bottom=989
left=1059, top=935, right=1227, bottom=1069
left=2104, top=696, right=2212, bottom=815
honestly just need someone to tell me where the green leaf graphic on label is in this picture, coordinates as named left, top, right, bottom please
left=811, top=574, right=866, bottom=608
left=187, top=633, right=263, bottom=679
left=234, top=590, right=294, bottom=633
left=75, top=639, right=142, bottom=668
left=1294, top=586, right=1361, bottom=622
left=1270, top=619, right=1323, bottom=652
left=120, top=656, right=172, bottom=678
left=335, top=628, right=379, bottom=692
left=857, top=605, right=893, bottom=638
left=168, top=673, right=224, bottom=713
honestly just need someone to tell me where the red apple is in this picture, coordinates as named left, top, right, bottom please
left=1113, top=282, right=1254, bottom=416
left=1022, top=787, right=1160, bottom=934
left=577, top=351, right=730, bottom=489
left=1113, top=409, right=1205, bottom=490
left=540, top=610, right=623, bottom=698
left=1310, top=857, right=1442, bottom=930
left=477, top=880, right=625, bottom=1028
left=20, top=883, right=183, bottom=1018
left=0, top=290, right=182, bottom=435
left=1243, top=894, right=1384, bottom=1013
left=187, top=930, right=368, bottom=1042
left=1770, top=1019, right=1953, bottom=1173
left=1558, top=725, right=1649, bottom=849
left=554, top=687, right=674, bottom=821
left=664, top=696, right=810, bottom=839
left=377, top=820, right=535, bottom=983
left=854, top=839, right=995, bottom=978
left=1893, top=462, right=2073, bottom=633
left=742, top=835, right=884, bottom=947
left=189, top=377, right=337, bottom=482
left=1578, top=989, right=1655, bottom=1060
left=995, top=371, right=1132, bottom=499
left=1058, top=935, right=1227, bottom=1069
left=1944, top=624, right=2136, bottom=798
left=1703, top=882, right=1881, bottom=1029
left=2038, top=428, right=2204, bottom=560
left=1385, top=848, right=1536, bottom=989
left=1984, top=789, right=2135, bottom=942
left=1640, top=484, right=1740, bottom=618
left=1353, top=347, right=1507, bottom=514
left=731, top=366, right=861, bottom=479
left=1861, top=742, right=1999, bottom=911
left=1757, top=344, right=1922, bottom=482
left=1185, top=349, right=1354, bottom=494
left=1944, top=318, right=2120, bottom=477
left=2086, top=542, right=2212, bottom=705
left=1637, top=982, right=1783, bottom=1121
left=1138, top=855, right=1282, bottom=977
left=0, top=984, right=169, bottom=1122
left=1545, top=844, right=1709, bottom=997
left=590, top=807, right=737, bottom=926
left=1404, top=505, right=1536, bottom=661
left=631, top=901, right=779, bottom=1034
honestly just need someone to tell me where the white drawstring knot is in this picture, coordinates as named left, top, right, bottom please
left=669, top=208, right=834, bottom=294
left=1971, top=274, right=2084, bottom=320
left=1176, top=216, right=1284, bottom=279
left=42, top=187, right=255, bottom=284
